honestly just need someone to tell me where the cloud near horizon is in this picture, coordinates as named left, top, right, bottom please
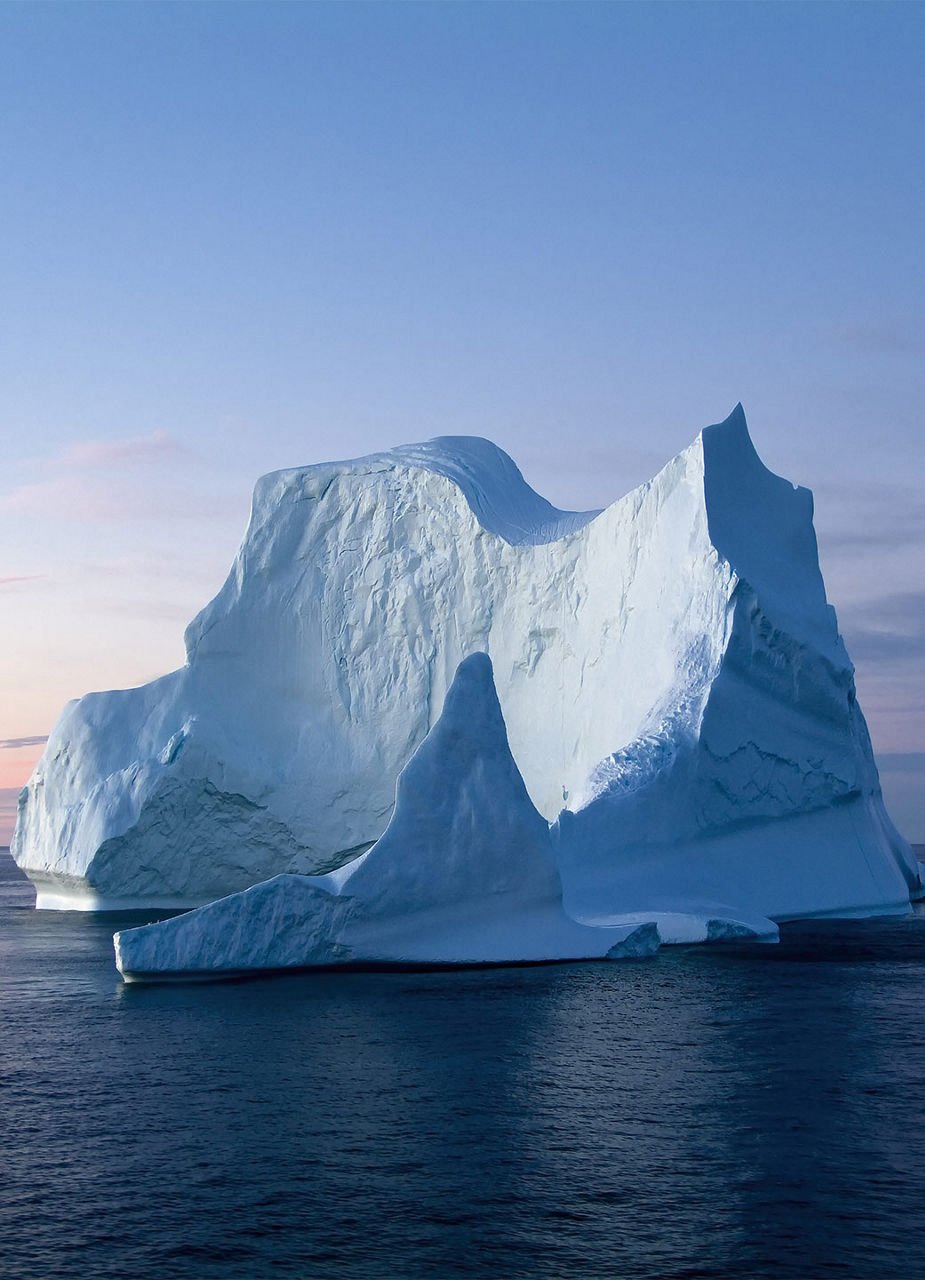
left=813, top=478, right=925, bottom=558
left=878, top=752, right=925, bottom=773
left=839, top=591, right=925, bottom=664
left=0, top=736, right=49, bottom=750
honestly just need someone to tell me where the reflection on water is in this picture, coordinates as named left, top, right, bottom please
left=3, top=852, right=925, bottom=1280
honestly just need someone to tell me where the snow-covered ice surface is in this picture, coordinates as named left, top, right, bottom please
left=14, top=406, right=920, bottom=964
left=114, top=654, right=659, bottom=979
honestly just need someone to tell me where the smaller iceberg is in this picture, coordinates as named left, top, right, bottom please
left=114, top=655, right=665, bottom=981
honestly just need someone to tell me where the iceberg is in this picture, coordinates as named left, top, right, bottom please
left=12, top=406, right=920, bottom=951
left=114, top=653, right=662, bottom=980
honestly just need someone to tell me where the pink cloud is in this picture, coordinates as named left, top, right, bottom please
left=0, top=475, right=128, bottom=519
left=0, top=574, right=46, bottom=586
left=54, top=429, right=181, bottom=468
left=0, top=430, right=189, bottom=521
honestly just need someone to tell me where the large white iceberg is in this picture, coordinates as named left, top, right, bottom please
left=13, top=407, right=920, bottom=939
left=114, top=653, right=665, bottom=980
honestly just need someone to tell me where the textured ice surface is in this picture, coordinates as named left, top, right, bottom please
left=15, top=407, right=921, bottom=936
left=114, top=654, right=657, bottom=979
left=553, top=415, right=921, bottom=924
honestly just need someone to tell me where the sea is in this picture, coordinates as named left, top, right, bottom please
left=3, top=848, right=925, bottom=1280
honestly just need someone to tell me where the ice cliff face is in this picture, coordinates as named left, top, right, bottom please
left=14, top=406, right=920, bottom=927
left=555, top=420, right=921, bottom=922
left=114, top=654, right=662, bottom=979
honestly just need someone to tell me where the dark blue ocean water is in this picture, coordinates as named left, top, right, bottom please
left=3, top=850, right=925, bottom=1280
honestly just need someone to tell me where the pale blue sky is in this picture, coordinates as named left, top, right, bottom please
left=1, top=1, right=923, bottom=837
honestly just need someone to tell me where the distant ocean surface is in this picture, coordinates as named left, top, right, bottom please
left=3, top=849, right=925, bottom=1280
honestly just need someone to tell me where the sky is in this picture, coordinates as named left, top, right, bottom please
left=1, top=1, right=923, bottom=842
